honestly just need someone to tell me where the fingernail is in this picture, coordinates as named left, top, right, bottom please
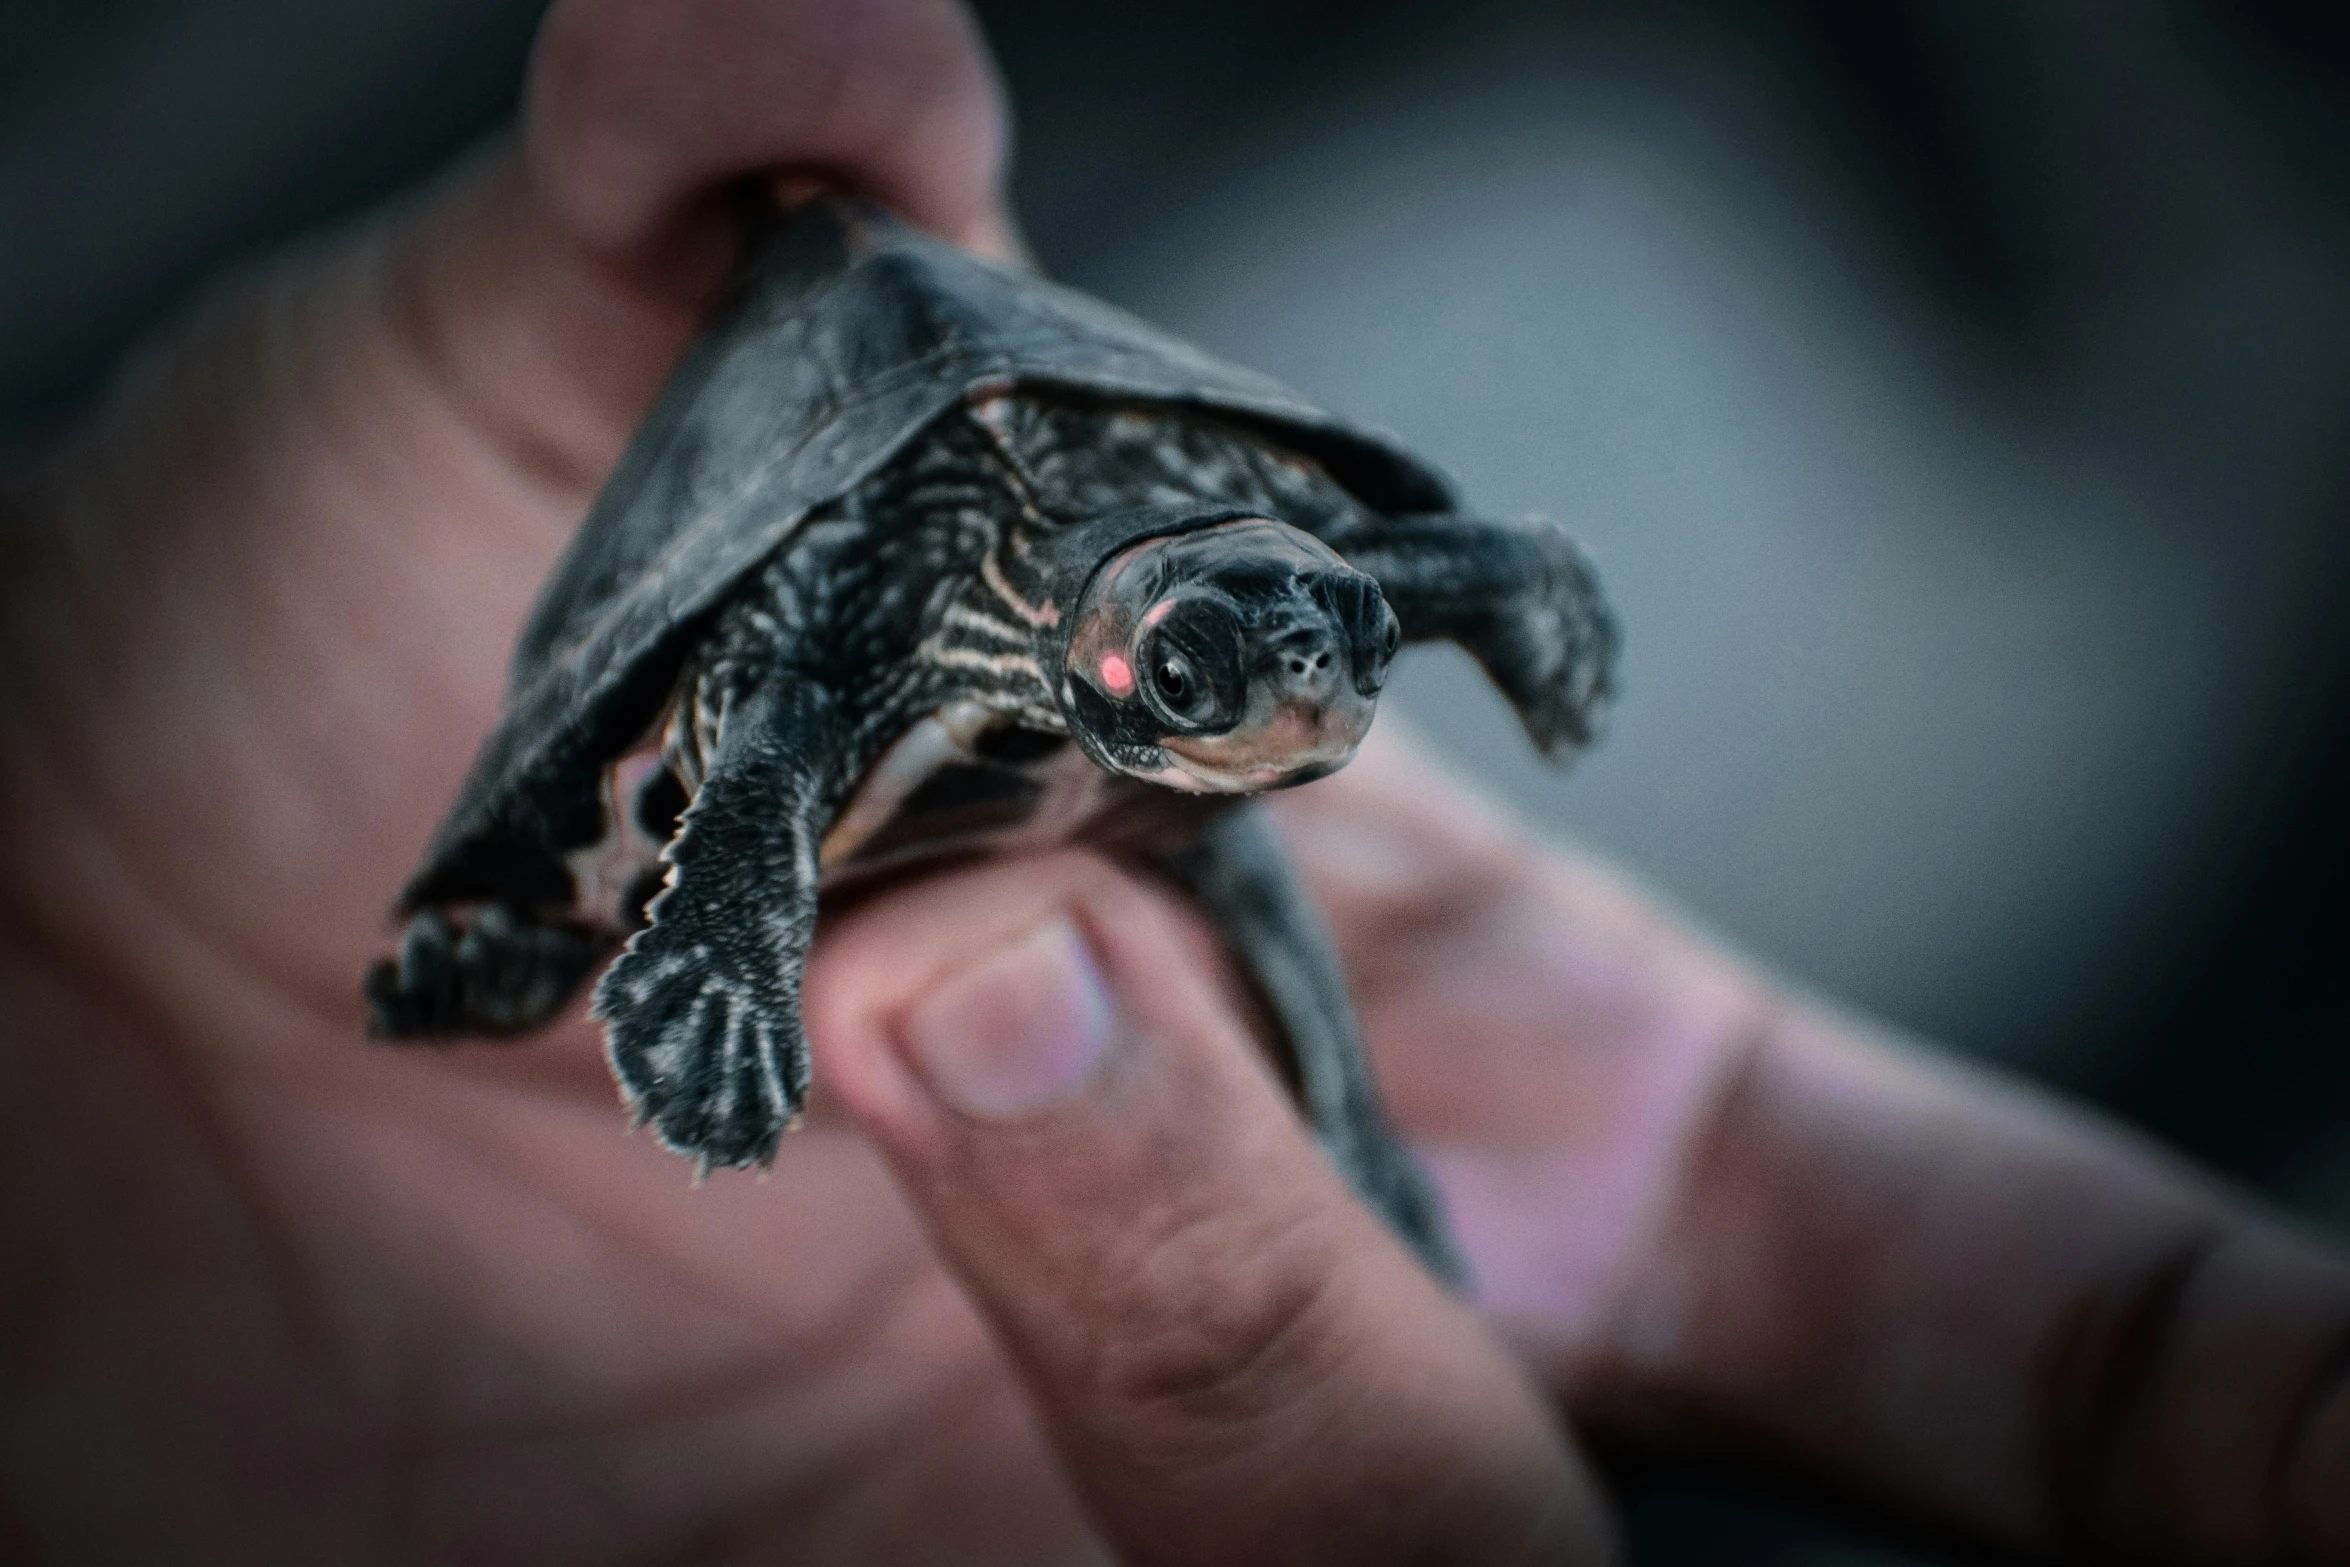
left=900, top=918, right=1114, bottom=1119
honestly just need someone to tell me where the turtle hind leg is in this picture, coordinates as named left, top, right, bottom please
left=366, top=905, right=615, bottom=1038
left=593, top=678, right=841, bottom=1172
left=1157, top=804, right=1464, bottom=1283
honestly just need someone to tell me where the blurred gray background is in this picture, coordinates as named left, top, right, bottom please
left=6, top=1, right=2347, bottom=1560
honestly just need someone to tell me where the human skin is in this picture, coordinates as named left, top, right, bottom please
left=0, top=1, right=2345, bottom=1562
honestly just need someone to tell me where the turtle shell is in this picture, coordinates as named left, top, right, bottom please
left=402, top=197, right=1458, bottom=913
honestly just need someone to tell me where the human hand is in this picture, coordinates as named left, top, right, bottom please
left=0, top=1, right=1604, bottom=1561
left=1267, top=732, right=2350, bottom=1564
left=5, top=0, right=2347, bottom=1561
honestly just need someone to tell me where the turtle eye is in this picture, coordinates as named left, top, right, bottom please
left=1152, top=649, right=1214, bottom=721
left=1137, top=597, right=1245, bottom=733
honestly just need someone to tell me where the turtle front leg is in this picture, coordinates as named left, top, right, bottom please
left=593, top=678, right=842, bottom=1173
left=1342, top=514, right=1617, bottom=757
left=1156, top=804, right=1463, bottom=1283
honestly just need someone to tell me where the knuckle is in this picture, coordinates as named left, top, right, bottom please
left=1078, top=1198, right=1354, bottom=1442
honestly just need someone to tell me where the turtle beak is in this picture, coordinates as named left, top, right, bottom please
left=1158, top=697, right=1374, bottom=791
left=1155, top=596, right=1381, bottom=792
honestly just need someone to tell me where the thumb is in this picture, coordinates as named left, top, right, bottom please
left=807, top=852, right=1615, bottom=1567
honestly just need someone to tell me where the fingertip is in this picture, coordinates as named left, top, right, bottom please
left=954, top=203, right=1033, bottom=268
left=900, top=917, right=1114, bottom=1120
left=802, top=854, right=1146, bottom=1170
left=804, top=853, right=1607, bottom=1563
left=809, top=850, right=1236, bottom=1075
left=803, top=849, right=1310, bottom=1256
left=526, top=0, right=1013, bottom=289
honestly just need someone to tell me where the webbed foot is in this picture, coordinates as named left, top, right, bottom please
left=367, top=905, right=612, bottom=1037
left=1345, top=514, right=1616, bottom=757
left=592, top=896, right=809, bottom=1172
left=1468, top=531, right=1615, bottom=755
left=590, top=677, right=835, bottom=1173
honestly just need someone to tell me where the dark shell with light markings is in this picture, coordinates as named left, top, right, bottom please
left=401, top=202, right=1456, bottom=917
left=369, top=197, right=1617, bottom=1282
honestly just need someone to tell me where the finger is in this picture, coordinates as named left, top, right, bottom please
left=403, top=0, right=1017, bottom=492
left=530, top=0, right=1016, bottom=281
left=1587, top=1014, right=2350, bottom=1562
left=807, top=852, right=1615, bottom=1567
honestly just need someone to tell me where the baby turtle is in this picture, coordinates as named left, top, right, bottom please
left=367, top=198, right=1614, bottom=1275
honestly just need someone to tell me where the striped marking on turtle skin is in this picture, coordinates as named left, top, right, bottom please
left=941, top=601, right=1030, bottom=643
left=915, top=562, right=1060, bottom=707
left=591, top=687, right=1088, bottom=901
left=578, top=392, right=1389, bottom=930
left=926, top=646, right=1046, bottom=681
left=979, top=543, right=1057, bottom=628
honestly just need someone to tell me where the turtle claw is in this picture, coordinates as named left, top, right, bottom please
left=592, top=922, right=807, bottom=1173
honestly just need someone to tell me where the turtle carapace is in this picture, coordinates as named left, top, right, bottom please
left=365, top=199, right=1616, bottom=1279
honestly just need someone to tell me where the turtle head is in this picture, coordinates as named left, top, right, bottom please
left=1057, top=516, right=1398, bottom=793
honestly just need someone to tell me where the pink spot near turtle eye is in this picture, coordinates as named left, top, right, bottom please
left=1099, top=653, right=1135, bottom=696
left=1142, top=600, right=1174, bottom=627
